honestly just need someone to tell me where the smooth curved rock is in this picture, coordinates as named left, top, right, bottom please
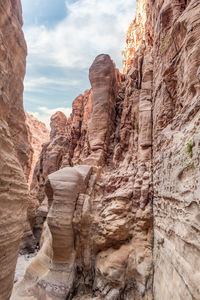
left=13, top=166, right=92, bottom=299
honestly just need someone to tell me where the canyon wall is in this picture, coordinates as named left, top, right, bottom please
left=13, top=53, right=153, bottom=299
left=0, top=1, right=32, bottom=179
left=152, top=0, right=200, bottom=299
left=124, top=0, right=200, bottom=298
left=25, top=111, right=49, bottom=184
left=19, top=112, right=50, bottom=253
left=8, top=0, right=200, bottom=299
left=0, top=1, right=29, bottom=299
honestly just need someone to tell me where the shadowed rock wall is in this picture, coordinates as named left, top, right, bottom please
left=152, top=1, right=200, bottom=299
left=25, top=111, right=50, bottom=185
left=124, top=1, right=200, bottom=298
left=0, top=1, right=28, bottom=299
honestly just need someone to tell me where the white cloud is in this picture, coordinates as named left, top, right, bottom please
left=24, top=0, right=136, bottom=126
left=24, top=76, right=80, bottom=92
left=29, top=106, right=72, bottom=129
left=24, top=0, right=136, bottom=70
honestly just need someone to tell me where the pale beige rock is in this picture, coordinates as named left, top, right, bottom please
left=12, top=166, right=92, bottom=299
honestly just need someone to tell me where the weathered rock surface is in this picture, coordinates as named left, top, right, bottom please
left=13, top=50, right=153, bottom=299
left=87, top=54, right=121, bottom=165
left=19, top=112, right=49, bottom=253
left=28, top=110, right=72, bottom=243
left=10, top=0, right=200, bottom=299
left=0, top=1, right=31, bottom=180
left=0, top=1, right=28, bottom=299
left=25, top=111, right=49, bottom=184
left=12, top=166, right=92, bottom=299
left=124, top=0, right=200, bottom=298
left=152, top=1, right=200, bottom=299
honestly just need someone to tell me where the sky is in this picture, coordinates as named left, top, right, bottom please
left=21, top=0, right=137, bottom=127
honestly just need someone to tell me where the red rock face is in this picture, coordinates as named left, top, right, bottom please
left=50, top=111, right=67, bottom=139
left=0, top=1, right=29, bottom=299
left=123, top=0, right=200, bottom=298
left=11, top=0, right=200, bottom=299
left=152, top=1, right=200, bottom=299
left=25, top=111, right=50, bottom=184
left=18, top=112, right=50, bottom=253
left=123, top=0, right=148, bottom=74
left=14, top=52, right=153, bottom=299
left=0, top=2, right=32, bottom=180
left=87, top=54, right=121, bottom=165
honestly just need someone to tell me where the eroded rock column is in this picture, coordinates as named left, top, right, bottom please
left=20, top=166, right=92, bottom=299
left=88, top=54, right=121, bottom=165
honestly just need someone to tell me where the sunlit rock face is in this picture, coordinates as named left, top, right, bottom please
left=122, top=0, right=149, bottom=74
left=0, top=0, right=29, bottom=299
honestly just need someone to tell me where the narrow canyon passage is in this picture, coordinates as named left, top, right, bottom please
left=0, top=0, right=200, bottom=300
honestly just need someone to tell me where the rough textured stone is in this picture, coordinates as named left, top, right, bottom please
left=87, top=54, right=121, bottom=165
left=25, top=111, right=49, bottom=184
left=13, top=52, right=153, bottom=300
left=19, top=112, right=49, bottom=253
left=12, top=166, right=92, bottom=300
left=11, top=0, right=200, bottom=299
left=0, top=1, right=28, bottom=299
left=152, top=1, right=200, bottom=299
left=0, top=1, right=31, bottom=180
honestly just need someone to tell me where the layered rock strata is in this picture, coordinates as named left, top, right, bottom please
left=25, top=111, right=49, bottom=184
left=29, top=57, right=122, bottom=244
left=0, top=1, right=28, bottom=299
left=123, top=0, right=200, bottom=297
left=13, top=52, right=153, bottom=299
left=19, top=112, right=49, bottom=253
left=0, top=2, right=31, bottom=179
left=10, top=0, right=200, bottom=299
left=152, top=1, right=200, bottom=299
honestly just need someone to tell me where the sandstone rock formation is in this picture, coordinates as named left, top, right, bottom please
left=19, top=112, right=49, bottom=253
left=152, top=1, right=200, bottom=299
left=123, top=0, right=200, bottom=298
left=0, top=2, right=31, bottom=180
left=28, top=110, right=74, bottom=243
left=25, top=111, right=49, bottom=184
left=12, top=51, right=153, bottom=299
left=0, top=1, right=29, bottom=299
left=6, top=0, right=200, bottom=299
left=87, top=54, right=121, bottom=165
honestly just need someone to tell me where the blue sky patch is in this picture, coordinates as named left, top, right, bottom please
left=21, top=0, right=136, bottom=127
